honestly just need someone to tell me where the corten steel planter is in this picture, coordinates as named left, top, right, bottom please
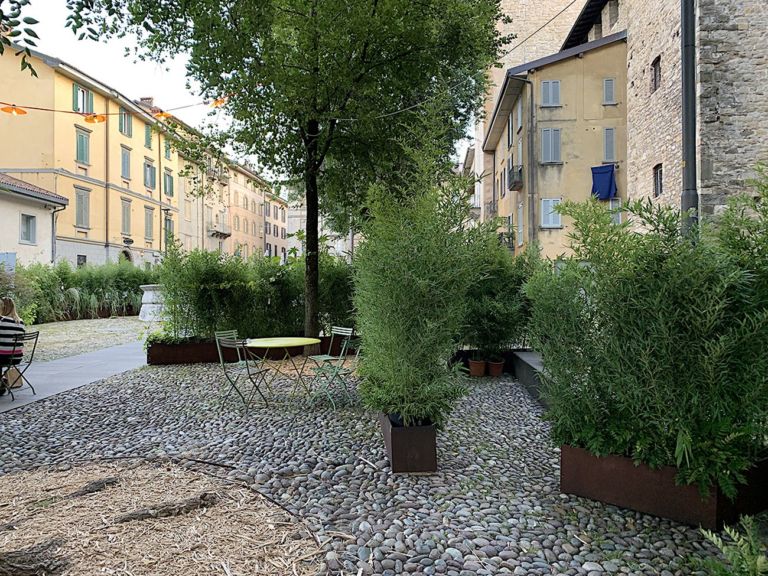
left=146, top=341, right=304, bottom=365
left=560, top=445, right=768, bottom=529
left=487, top=360, right=505, bottom=377
left=378, top=413, right=437, bottom=474
left=468, top=359, right=486, bottom=377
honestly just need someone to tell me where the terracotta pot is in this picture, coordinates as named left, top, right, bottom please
left=468, top=359, right=486, bottom=377
left=560, top=445, right=768, bottom=529
left=487, top=359, right=505, bottom=377
left=378, top=413, right=437, bottom=473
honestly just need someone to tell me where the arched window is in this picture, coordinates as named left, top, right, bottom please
left=243, top=217, right=249, bottom=235
left=234, top=191, right=239, bottom=207
left=234, top=215, right=240, bottom=231
left=242, top=244, right=248, bottom=258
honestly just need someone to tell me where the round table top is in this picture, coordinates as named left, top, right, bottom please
left=245, top=337, right=321, bottom=348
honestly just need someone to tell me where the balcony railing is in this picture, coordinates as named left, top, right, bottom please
left=207, top=222, right=232, bottom=238
left=507, top=165, right=524, bottom=191
left=485, top=200, right=498, bottom=218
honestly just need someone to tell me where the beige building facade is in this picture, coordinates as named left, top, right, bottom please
left=483, top=33, right=627, bottom=259
left=0, top=174, right=68, bottom=266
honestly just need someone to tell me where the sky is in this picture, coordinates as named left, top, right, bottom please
left=21, top=2, right=214, bottom=130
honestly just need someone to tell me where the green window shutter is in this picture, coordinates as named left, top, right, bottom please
left=72, top=83, right=79, bottom=111
left=119, top=108, right=124, bottom=133
left=87, top=91, right=94, bottom=114
left=151, top=166, right=157, bottom=189
left=127, top=114, right=132, bottom=137
left=145, top=124, right=152, bottom=148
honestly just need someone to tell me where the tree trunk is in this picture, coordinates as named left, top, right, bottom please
left=304, top=119, right=320, bottom=338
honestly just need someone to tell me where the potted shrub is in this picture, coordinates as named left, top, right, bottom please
left=526, top=197, right=768, bottom=529
left=354, top=152, right=487, bottom=472
left=467, top=354, right=486, bottom=377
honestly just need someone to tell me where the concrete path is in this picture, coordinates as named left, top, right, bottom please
left=0, top=341, right=146, bottom=413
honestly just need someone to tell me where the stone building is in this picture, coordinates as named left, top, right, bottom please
left=563, top=0, right=768, bottom=215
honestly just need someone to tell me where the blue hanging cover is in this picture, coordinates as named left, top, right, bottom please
left=591, top=164, right=617, bottom=200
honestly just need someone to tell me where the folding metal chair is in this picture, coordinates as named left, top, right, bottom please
left=309, top=326, right=354, bottom=366
left=309, top=337, right=361, bottom=408
left=0, top=331, right=39, bottom=401
left=215, top=334, right=270, bottom=409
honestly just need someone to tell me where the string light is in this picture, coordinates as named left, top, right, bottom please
left=84, top=113, right=107, bottom=123
left=153, top=111, right=173, bottom=119
left=1, top=105, right=28, bottom=116
left=211, top=97, right=227, bottom=108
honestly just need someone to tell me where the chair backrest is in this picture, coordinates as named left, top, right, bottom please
left=12, top=331, right=39, bottom=363
left=215, top=333, right=245, bottom=366
left=214, top=330, right=238, bottom=340
left=326, top=326, right=354, bottom=356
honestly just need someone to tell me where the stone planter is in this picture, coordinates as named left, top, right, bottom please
left=139, top=284, right=164, bottom=322
left=560, top=445, right=768, bottom=529
left=378, top=413, right=437, bottom=474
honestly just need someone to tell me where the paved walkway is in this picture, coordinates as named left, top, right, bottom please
left=0, top=341, right=146, bottom=413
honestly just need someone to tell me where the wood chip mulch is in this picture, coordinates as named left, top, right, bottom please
left=0, top=461, right=325, bottom=575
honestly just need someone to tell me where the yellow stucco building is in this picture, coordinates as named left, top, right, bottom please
left=0, top=49, right=184, bottom=267
left=482, top=31, right=627, bottom=259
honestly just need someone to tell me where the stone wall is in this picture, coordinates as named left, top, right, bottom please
left=697, top=0, right=768, bottom=214
left=625, top=0, right=682, bottom=205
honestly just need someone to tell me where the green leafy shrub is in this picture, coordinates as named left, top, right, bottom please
left=525, top=198, right=768, bottom=497
left=701, top=516, right=768, bottom=576
left=2, top=259, right=155, bottom=325
left=157, top=242, right=353, bottom=340
left=462, top=241, right=539, bottom=358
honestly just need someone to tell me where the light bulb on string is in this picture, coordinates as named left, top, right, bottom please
left=210, top=97, right=227, bottom=108
left=84, top=113, right=107, bottom=124
left=1, top=105, right=28, bottom=116
left=154, top=111, right=172, bottom=120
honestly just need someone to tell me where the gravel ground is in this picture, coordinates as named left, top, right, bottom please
left=0, top=365, right=725, bottom=575
left=30, top=316, right=149, bottom=362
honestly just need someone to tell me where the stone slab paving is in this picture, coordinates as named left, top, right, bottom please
left=0, top=364, right=720, bottom=575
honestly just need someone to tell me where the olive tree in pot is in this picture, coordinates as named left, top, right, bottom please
left=354, top=163, right=481, bottom=473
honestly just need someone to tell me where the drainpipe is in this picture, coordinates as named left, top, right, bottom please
left=51, top=205, right=66, bottom=263
left=105, top=104, right=111, bottom=262
left=681, top=0, right=698, bottom=234
left=510, top=75, right=536, bottom=245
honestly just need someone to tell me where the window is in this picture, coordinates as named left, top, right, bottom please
left=517, top=203, right=524, bottom=246
left=604, top=128, right=616, bottom=162
left=234, top=215, right=240, bottom=231
left=281, top=227, right=286, bottom=239
left=20, top=214, right=36, bottom=244
left=281, top=208, right=286, bottom=223
left=609, top=198, right=622, bottom=225
left=608, top=0, right=619, bottom=28
left=76, top=129, right=90, bottom=164
left=273, top=225, right=278, bottom=237
left=265, top=222, right=271, bottom=236
left=516, top=98, right=523, bottom=131
left=121, top=199, right=131, bottom=235
left=507, top=113, right=513, bottom=148
left=653, top=164, right=663, bottom=197
left=541, top=198, right=562, bottom=228
left=163, top=170, right=174, bottom=197
left=265, top=202, right=271, bottom=218
left=243, top=217, right=248, bottom=234
left=144, top=161, right=156, bottom=189
left=266, top=243, right=272, bottom=257
left=144, top=124, right=152, bottom=149
left=145, top=207, right=154, bottom=239
left=273, top=205, right=278, bottom=220
left=651, top=56, right=662, bottom=93
left=77, top=254, right=87, bottom=267
left=234, top=191, right=239, bottom=207
left=517, top=138, right=523, bottom=169
left=164, top=140, right=172, bottom=160
left=603, top=78, right=616, bottom=104
left=184, top=199, right=192, bottom=221
left=165, top=216, right=174, bottom=245
left=500, top=165, right=506, bottom=198
left=75, top=187, right=90, bottom=228
left=121, top=146, right=131, bottom=179
left=541, top=128, right=562, bottom=163
left=72, top=83, right=93, bottom=113
left=119, top=107, right=132, bottom=136
left=541, top=80, right=561, bottom=107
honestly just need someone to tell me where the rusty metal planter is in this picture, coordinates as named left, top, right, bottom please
left=378, top=413, right=437, bottom=474
left=560, top=445, right=768, bottom=529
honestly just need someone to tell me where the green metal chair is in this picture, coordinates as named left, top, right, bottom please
left=214, top=331, right=269, bottom=409
left=309, top=337, right=361, bottom=408
left=309, top=326, right=354, bottom=366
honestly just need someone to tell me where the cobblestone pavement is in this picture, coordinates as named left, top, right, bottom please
left=30, top=316, right=149, bottom=362
left=0, top=365, right=725, bottom=575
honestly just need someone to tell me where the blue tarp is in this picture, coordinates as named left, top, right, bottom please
left=591, top=164, right=617, bottom=200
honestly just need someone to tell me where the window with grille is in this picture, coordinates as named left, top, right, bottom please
left=541, top=198, right=562, bottom=228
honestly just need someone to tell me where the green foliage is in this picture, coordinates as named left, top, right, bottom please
left=462, top=240, right=539, bottom=358
left=701, top=517, right=768, bottom=576
left=525, top=198, right=768, bottom=498
left=1, top=260, right=154, bottom=325
left=158, top=242, right=353, bottom=340
left=354, top=114, right=487, bottom=427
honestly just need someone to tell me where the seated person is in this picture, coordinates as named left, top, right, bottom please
left=0, top=298, right=26, bottom=383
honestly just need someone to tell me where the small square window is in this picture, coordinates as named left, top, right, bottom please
left=541, top=80, right=561, bottom=107
left=20, top=214, right=36, bottom=244
left=77, top=254, right=87, bottom=267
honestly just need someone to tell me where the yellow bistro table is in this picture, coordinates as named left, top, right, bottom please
left=245, top=337, right=321, bottom=396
